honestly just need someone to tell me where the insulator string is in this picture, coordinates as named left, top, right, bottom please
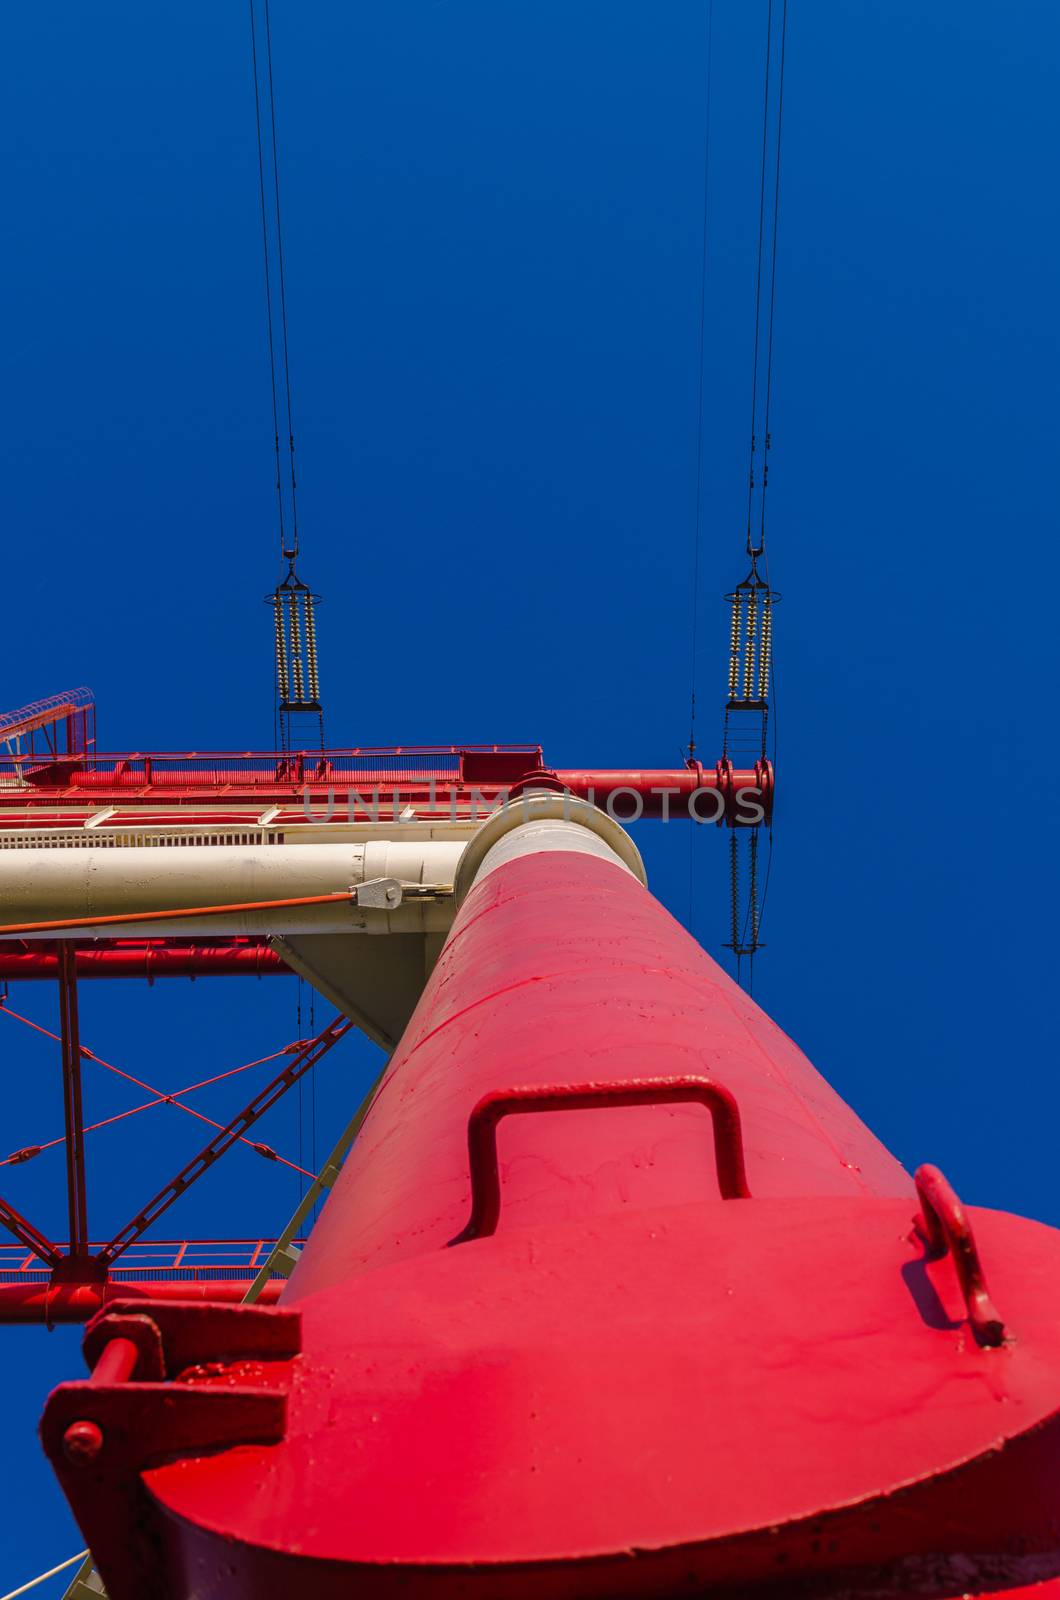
left=305, top=595, right=319, bottom=700
left=273, top=595, right=289, bottom=702
left=288, top=593, right=304, bottom=701
left=756, top=597, right=772, bottom=699
left=742, top=590, right=758, bottom=700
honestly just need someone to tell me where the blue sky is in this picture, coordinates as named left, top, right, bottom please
left=2, top=2, right=1058, bottom=1590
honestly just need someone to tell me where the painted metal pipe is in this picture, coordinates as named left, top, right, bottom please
left=0, top=762, right=771, bottom=822
left=0, top=943, right=288, bottom=980
left=0, top=841, right=464, bottom=938
left=552, top=762, right=772, bottom=822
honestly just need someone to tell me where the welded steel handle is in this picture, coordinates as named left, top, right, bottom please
left=450, top=1074, right=751, bottom=1245
left=914, top=1163, right=1005, bottom=1347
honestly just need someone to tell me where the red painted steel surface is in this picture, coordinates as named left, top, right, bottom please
left=143, top=1202, right=1060, bottom=1597
left=0, top=1279, right=282, bottom=1322
left=449, top=1075, right=752, bottom=1243
left=914, top=1161, right=1005, bottom=1345
left=56, top=944, right=89, bottom=1261
left=0, top=1237, right=300, bottom=1277
left=289, top=849, right=907, bottom=1306
left=0, top=749, right=771, bottom=822
left=41, top=850, right=1060, bottom=1597
left=0, top=941, right=287, bottom=980
left=0, top=1237, right=296, bottom=1320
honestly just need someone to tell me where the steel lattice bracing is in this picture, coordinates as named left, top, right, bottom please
left=0, top=984, right=348, bottom=1323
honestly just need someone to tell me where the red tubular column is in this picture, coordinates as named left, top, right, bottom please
left=288, top=797, right=906, bottom=1299
left=42, top=799, right=1060, bottom=1600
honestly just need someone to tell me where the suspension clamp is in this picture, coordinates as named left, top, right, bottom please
left=352, top=878, right=454, bottom=909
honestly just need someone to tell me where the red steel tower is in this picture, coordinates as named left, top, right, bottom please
left=0, top=714, right=1055, bottom=1598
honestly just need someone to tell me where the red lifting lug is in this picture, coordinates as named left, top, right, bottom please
left=913, top=1164, right=1006, bottom=1348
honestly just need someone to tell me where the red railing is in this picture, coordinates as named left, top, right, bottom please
left=0, top=1237, right=302, bottom=1284
left=0, top=689, right=95, bottom=759
left=0, top=743, right=543, bottom=794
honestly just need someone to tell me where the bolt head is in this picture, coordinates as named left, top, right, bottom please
left=63, top=1419, right=104, bottom=1465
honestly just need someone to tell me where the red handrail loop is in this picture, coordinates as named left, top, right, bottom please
left=450, top=1074, right=750, bottom=1245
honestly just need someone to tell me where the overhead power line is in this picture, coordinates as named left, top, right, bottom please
left=249, top=0, right=300, bottom=565
left=248, top=0, right=326, bottom=754
left=264, top=0, right=300, bottom=561
left=722, top=0, right=788, bottom=992
left=757, top=0, right=788, bottom=555
left=248, top=0, right=286, bottom=558
left=687, top=0, right=715, bottom=770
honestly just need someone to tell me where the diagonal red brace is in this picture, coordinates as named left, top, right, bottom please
left=0, top=1194, right=63, bottom=1268
left=98, top=1018, right=352, bottom=1265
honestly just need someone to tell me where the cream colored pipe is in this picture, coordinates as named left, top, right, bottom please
left=0, top=842, right=465, bottom=938
left=453, top=794, right=646, bottom=905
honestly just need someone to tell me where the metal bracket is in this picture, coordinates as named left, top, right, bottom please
left=81, top=1297, right=302, bottom=1377
left=271, top=1240, right=302, bottom=1274
left=353, top=878, right=454, bottom=909
left=63, top=1554, right=106, bottom=1599
left=353, top=876, right=403, bottom=909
